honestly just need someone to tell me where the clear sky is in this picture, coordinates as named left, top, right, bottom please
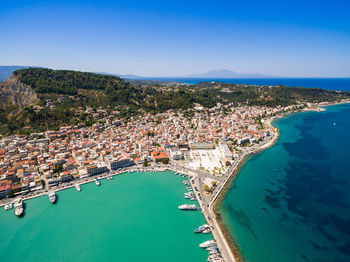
left=0, top=0, right=349, bottom=77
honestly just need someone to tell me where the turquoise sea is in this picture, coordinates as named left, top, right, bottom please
left=0, top=171, right=211, bottom=262
left=219, top=103, right=350, bottom=262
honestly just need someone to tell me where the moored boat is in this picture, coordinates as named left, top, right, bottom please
left=48, top=191, right=56, bottom=203
left=194, top=224, right=209, bottom=233
left=4, top=202, right=13, bottom=211
left=199, top=240, right=216, bottom=248
left=95, top=178, right=100, bottom=186
left=14, top=198, right=24, bottom=216
left=75, top=184, right=81, bottom=191
left=178, top=204, right=198, bottom=210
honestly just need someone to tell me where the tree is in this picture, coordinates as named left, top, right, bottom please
left=161, top=159, right=169, bottom=165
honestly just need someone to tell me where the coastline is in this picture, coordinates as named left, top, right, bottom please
left=210, top=99, right=350, bottom=262
left=211, top=119, right=280, bottom=262
left=2, top=99, right=350, bottom=262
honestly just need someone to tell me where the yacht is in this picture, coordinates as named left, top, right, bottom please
left=4, top=202, right=13, bottom=211
left=14, top=198, right=24, bottom=216
left=178, top=204, right=198, bottom=210
left=48, top=191, right=56, bottom=203
left=199, top=240, right=216, bottom=248
left=75, top=184, right=81, bottom=191
left=95, top=178, right=100, bottom=186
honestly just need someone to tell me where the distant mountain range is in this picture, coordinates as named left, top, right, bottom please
left=93, top=71, right=142, bottom=79
left=185, top=69, right=276, bottom=78
left=95, top=69, right=277, bottom=79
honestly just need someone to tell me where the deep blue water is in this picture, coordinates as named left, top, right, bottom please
left=219, top=103, right=350, bottom=262
left=149, top=78, right=350, bottom=91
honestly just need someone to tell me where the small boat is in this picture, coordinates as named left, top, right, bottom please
left=194, top=224, right=209, bottom=233
left=107, top=175, right=112, bottom=181
left=333, top=122, right=336, bottom=126
left=199, top=240, right=216, bottom=248
left=14, top=198, right=24, bottom=216
left=48, top=191, right=56, bottom=203
left=178, top=204, right=198, bottom=210
left=95, top=178, right=100, bottom=186
left=75, top=184, right=81, bottom=191
left=4, top=202, right=13, bottom=211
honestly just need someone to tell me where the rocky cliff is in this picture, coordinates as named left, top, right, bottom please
left=0, top=75, right=39, bottom=107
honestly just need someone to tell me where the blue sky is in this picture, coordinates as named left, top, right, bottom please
left=0, top=0, right=349, bottom=77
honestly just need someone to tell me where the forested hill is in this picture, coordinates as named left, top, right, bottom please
left=13, top=68, right=217, bottom=110
left=14, top=68, right=130, bottom=95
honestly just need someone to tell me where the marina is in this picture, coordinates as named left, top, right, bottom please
left=0, top=170, right=211, bottom=261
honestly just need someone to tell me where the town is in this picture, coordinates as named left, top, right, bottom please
left=0, top=102, right=303, bottom=201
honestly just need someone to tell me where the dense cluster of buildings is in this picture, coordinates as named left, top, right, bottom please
left=0, top=103, right=298, bottom=199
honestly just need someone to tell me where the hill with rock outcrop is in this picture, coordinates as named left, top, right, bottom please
left=0, top=75, right=39, bottom=108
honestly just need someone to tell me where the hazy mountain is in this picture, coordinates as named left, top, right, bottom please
left=186, top=69, right=276, bottom=78
left=0, top=66, right=39, bottom=81
left=93, top=71, right=142, bottom=79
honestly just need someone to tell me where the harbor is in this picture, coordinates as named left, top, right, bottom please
left=0, top=169, right=217, bottom=261
left=0, top=127, right=280, bottom=262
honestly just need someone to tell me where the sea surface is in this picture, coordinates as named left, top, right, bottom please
left=151, top=78, right=350, bottom=91
left=219, top=103, right=350, bottom=262
left=0, top=171, right=211, bottom=262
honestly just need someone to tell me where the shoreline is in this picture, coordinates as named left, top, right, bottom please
left=210, top=99, right=350, bottom=262
left=2, top=100, right=349, bottom=262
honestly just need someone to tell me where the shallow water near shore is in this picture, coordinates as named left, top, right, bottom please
left=219, top=103, right=350, bottom=262
left=0, top=171, right=210, bottom=262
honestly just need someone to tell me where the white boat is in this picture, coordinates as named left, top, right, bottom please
left=4, top=202, right=13, bottom=211
left=75, top=184, right=81, bottom=191
left=95, top=178, right=100, bottom=186
left=48, top=191, right=56, bottom=203
left=14, top=198, right=24, bottom=216
left=107, top=175, right=112, bottom=181
left=199, top=240, right=216, bottom=248
left=178, top=204, right=198, bottom=210
left=194, top=224, right=209, bottom=233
